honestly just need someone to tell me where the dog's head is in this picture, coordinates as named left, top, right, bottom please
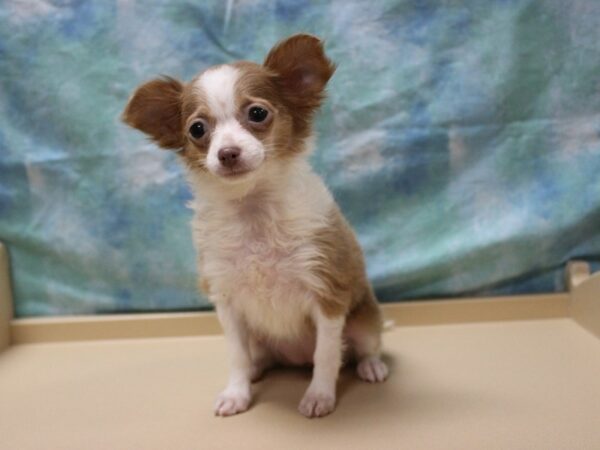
left=123, top=34, right=335, bottom=187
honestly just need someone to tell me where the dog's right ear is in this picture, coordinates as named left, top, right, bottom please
left=122, top=77, right=185, bottom=150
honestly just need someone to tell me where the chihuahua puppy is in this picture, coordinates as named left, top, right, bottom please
left=123, top=34, right=388, bottom=418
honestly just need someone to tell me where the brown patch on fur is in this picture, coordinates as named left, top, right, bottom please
left=177, top=81, right=215, bottom=172
left=311, top=207, right=383, bottom=331
left=312, top=208, right=383, bottom=358
left=232, top=61, right=280, bottom=103
left=345, top=291, right=384, bottom=357
left=263, top=34, right=336, bottom=139
left=232, top=61, right=300, bottom=157
left=122, top=77, right=185, bottom=150
left=122, top=70, right=220, bottom=172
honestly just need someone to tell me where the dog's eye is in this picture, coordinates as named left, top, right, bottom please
left=189, top=121, right=205, bottom=139
left=248, top=106, right=268, bottom=123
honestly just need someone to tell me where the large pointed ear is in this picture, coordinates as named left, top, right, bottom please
left=264, top=34, right=335, bottom=119
left=122, top=77, right=185, bottom=150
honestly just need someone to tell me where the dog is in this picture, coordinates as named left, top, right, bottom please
left=123, top=34, right=388, bottom=418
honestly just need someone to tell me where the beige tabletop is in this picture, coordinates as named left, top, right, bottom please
left=1, top=318, right=599, bottom=450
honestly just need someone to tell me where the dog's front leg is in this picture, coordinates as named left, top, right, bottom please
left=298, top=308, right=345, bottom=418
left=214, top=302, right=253, bottom=416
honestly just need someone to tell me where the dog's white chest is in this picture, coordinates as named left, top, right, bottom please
left=197, top=207, right=323, bottom=340
left=230, top=236, right=313, bottom=337
left=190, top=163, right=334, bottom=340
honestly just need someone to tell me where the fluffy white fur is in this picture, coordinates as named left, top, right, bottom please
left=189, top=158, right=334, bottom=339
left=195, top=65, right=238, bottom=119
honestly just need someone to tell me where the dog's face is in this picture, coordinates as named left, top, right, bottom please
left=123, top=34, right=335, bottom=185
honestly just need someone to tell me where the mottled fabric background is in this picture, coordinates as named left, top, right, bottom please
left=1, top=0, right=599, bottom=317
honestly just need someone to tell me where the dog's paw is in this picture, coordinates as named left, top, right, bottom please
left=298, top=389, right=336, bottom=418
left=214, top=389, right=251, bottom=417
left=357, top=356, right=389, bottom=383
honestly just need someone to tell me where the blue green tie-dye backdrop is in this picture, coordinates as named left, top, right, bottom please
left=1, top=1, right=599, bottom=317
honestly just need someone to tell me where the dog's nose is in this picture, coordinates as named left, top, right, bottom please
left=218, top=147, right=241, bottom=168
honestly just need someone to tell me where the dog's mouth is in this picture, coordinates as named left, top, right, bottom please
left=218, top=166, right=253, bottom=179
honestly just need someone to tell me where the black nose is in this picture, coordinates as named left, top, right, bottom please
left=218, top=147, right=241, bottom=168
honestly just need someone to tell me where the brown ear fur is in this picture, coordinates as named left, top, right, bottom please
left=122, top=77, right=185, bottom=150
left=264, top=34, right=336, bottom=136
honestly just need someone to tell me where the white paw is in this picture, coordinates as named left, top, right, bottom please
left=214, top=390, right=251, bottom=417
left=298, top=390, right=336, bottom=418
left=357, top=356, right=389, bottom=383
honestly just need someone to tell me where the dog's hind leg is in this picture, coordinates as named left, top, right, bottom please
left=345, top=292, right=389, bottom=383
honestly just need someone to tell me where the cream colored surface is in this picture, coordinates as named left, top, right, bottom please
left=10, top=293, right=569, bottom=344
left=0, top=243, right=13, bottom=352
left=0, top=319, right=599, bottom=450
left=1, top=257, right=599, bottom=448
left=571, top=270, right=600, bottom=339
left=11, top=311, right=224, bottom=344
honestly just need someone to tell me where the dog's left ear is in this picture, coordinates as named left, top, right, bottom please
left=264, top=34, right=335, bottom=121
left=122, top=76, right=185, bottom=150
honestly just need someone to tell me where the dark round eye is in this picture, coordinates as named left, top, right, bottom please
left=189, top=121, right=205, bottom=139
left=248, top=106, right=268, bottom=123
